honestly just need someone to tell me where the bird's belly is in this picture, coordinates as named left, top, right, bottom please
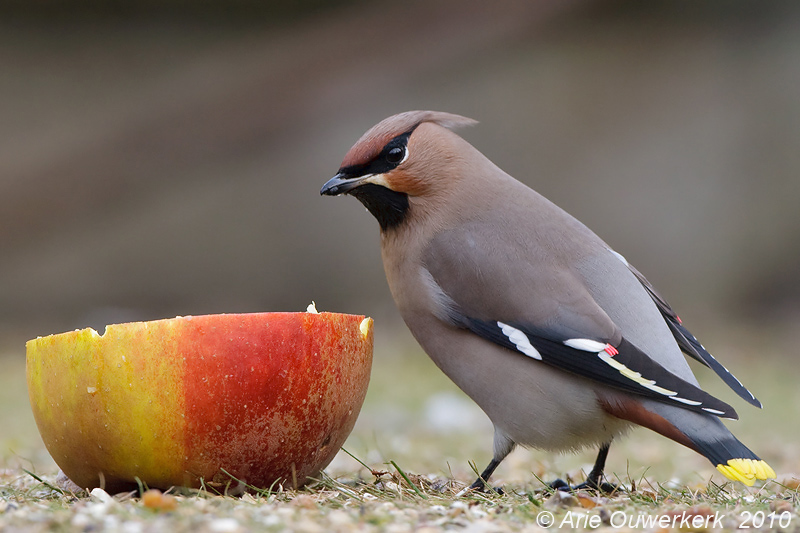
left=413, top=322, right=631, bottom=451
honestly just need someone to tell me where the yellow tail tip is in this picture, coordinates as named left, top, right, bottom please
left=716, top=459, right=776, bottom=486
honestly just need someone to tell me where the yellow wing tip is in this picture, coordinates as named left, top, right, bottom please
left=716, top=459, right=776, bottom=486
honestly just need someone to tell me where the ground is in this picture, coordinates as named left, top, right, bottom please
left=1, top=324, right=798, bottom=532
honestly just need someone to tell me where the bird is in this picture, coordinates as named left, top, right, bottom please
left=320, top=110, right=775, bottom=491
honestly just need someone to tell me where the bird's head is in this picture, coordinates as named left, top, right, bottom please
left=320, top=110, right=477, bottom=231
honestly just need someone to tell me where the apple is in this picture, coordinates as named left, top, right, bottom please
left=27, top=311, right=373, bottom=493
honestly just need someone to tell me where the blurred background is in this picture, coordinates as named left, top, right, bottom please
left=2, top=0, right=799, bottom=482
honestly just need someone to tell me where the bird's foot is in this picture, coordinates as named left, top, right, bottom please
left=547, top=477, right=619, bottom=494
left=468, top=478, right=505, bottom=495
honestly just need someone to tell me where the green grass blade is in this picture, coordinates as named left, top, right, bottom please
left=23, top=469, right=66, bottom=495
left=341, top=447, right=374, bottom=474
left=389, top=460, right=428, bottom=500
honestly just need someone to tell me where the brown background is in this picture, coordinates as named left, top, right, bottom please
left=2, top=0, right=799, bottom=351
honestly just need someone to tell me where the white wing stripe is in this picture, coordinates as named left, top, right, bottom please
left=497, top=322, right=542, bottom=360
left=510, top=329, right=715, bottom=411
left=564, top=338, right=607, bottom=352
left=671, top=396, right=703, bottom=406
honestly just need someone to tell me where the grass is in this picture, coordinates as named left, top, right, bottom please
left=1, top=324, right=799, bottom=531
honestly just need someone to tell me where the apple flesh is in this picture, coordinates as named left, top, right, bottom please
left=27, top=312, right=373, bottom=492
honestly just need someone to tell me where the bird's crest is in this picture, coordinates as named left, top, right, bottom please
left=340, top=110, right=477, bottom=170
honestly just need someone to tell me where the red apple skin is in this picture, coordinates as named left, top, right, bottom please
left=27, top=312, right=373, bottom=492
left=180, top=313, right=372, bottom=489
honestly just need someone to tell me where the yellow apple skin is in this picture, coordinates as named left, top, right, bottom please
left=27, top=312, right=373, bottom=492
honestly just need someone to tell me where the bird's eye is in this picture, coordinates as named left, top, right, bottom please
left=386, top=146, right=406, bottom=165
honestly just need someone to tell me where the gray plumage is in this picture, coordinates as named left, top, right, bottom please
left=321, top=110, right=774, bottom=488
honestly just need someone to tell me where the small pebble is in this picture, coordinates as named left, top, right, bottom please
left=209, top=518, right=241, bottom=533
left=55, top=470, right=85, bottom=494
left=291, top=494, right=317, bottom=509
left=770, top=499, right=793, bottom=514
left=544, top=490, right=580, bottom=508
left=89, top=488, right=115, bottom=505
left=778, top=475, right=800, bottom=490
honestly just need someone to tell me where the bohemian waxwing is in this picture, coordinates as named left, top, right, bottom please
left=320, top=110, right=775, bottom=490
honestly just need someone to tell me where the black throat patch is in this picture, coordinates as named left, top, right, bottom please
left=349, top=183, right=409, bottom=231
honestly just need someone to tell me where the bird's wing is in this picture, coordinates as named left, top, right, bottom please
left=422, top=222, right=738, bottom=420
left=612, top=251, right=761, bottom=408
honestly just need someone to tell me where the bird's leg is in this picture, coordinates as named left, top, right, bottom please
left=469, top=458, right=503, bottom=492
left=469, top=431, right=514, bottom=493
left=575, top=443, right=618, bottom=492
left=549, top=443, right=619, bottom=493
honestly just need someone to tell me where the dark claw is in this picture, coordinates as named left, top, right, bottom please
left=578, top=480, right=619, bottom=494
left=544, top=443, right=620, bottom=494
left=469, top=478, right=505, bottom=495
left=546, top=477, right=620, bottom=494
left=548, top=478, right=571, bottom=492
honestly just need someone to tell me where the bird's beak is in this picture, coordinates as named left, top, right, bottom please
left=320, top=172, right=355, bottom=196
left=321, top=172, right=375, bottom=196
